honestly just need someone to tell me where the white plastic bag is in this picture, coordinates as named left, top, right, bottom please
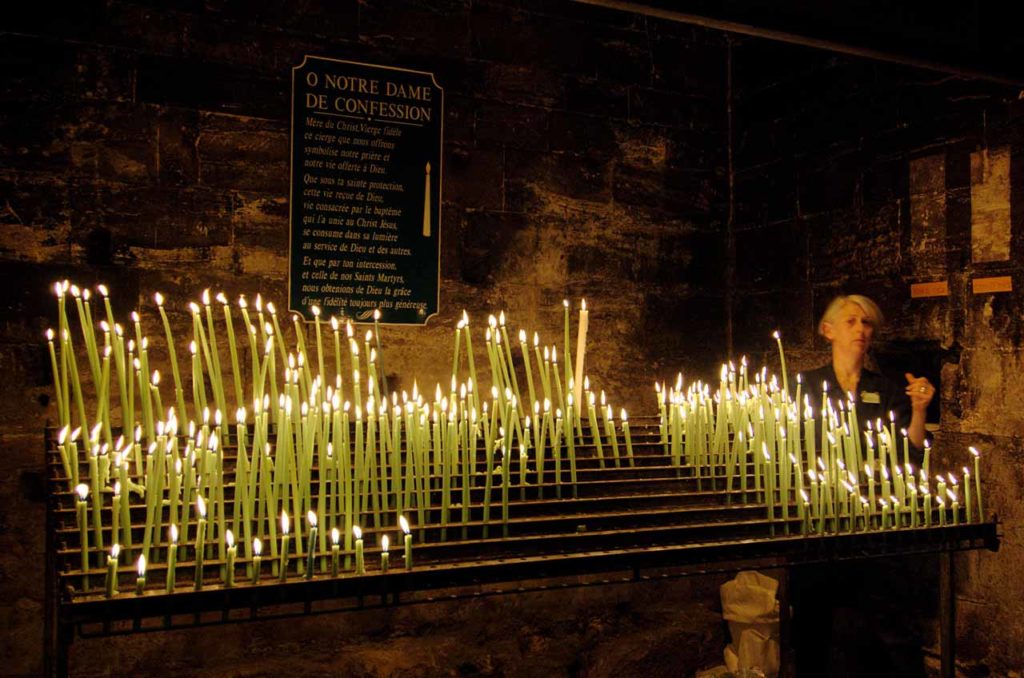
left=720, top=571, right=780, bottom=677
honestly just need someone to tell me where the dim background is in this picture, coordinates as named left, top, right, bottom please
left=1, top=1, right=1023, bottom=675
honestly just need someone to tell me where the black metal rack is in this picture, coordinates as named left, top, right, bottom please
left=44, top=418, right=1000, bottom=678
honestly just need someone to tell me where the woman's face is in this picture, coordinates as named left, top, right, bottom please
left=823, top=302, right=875, bottom=358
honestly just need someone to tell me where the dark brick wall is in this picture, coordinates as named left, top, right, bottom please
left=0, top=2, right=730, bottom=675
left=732, top=38, right=1024, bottom=673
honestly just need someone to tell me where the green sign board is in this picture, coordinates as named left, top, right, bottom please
left=289, top=56, right=443, bottom=324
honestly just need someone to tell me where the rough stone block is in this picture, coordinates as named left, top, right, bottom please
left=474, top=99, right=550, bottom=151
left=564, top=75, right=629, bottom=119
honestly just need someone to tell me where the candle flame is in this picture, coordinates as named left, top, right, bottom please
left=400, top=515, right=410, bottom=534
left=111, top=543, right=120, bottom=559
left=76, top=483, right=89, bottom=500
left=353, top=525, right=362, bottom=540
left=137, top=554, right=147, bottom=577
left=197, top=495, right=207, bottom=518
left=281, top=510, right=290, bottom=534
left=254, top=537, right=263, bottom=556
left=170, top=524, right=178, bottom=543
left=226, top=529, right=235, bottom=548
left=381, top=535, right=390, bottom=552
left=307, top=510, right=317, bottom=528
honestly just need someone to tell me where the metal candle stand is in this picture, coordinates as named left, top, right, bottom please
left=44, top=417, right=999, bottom=678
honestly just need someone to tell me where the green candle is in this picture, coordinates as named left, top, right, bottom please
left=400, top=515, right=412, bottom=570
left=305, top=511, right=317, bottom=580
left=105, top=544, right=120, bottom=598
left=76, top=484, right=90, bottom=589
left=252, top=537, right=263, bottom=585
left=330, top=528, right=340, bottom=577
left=166, top=525, right=178, bottom=592
left=225, top=529, right=236, bottom=587
left=194, top=495, right=207, bottom=590
left=279, top=510, right=290, bottom=582
left=380, top=534, right=390, bottom=573
left=154, top=292, right=188, bottom=424
left=353, top=525, right=365, bottom=575
left=135, top=555, right=147, bottom=595
left=970, top=447, right=983, bottom=520
left=621, top=409, right=635, bottom=466
left=962, top=466, right=973, bottom=523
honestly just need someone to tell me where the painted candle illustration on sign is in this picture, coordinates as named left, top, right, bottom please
left=290, top=56, right=443, bottom=325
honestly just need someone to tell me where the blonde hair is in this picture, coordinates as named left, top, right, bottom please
left=818, top=295, right=884, bottom=337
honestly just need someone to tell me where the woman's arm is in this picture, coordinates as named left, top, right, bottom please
left=904, top=373, right=935, bottom=449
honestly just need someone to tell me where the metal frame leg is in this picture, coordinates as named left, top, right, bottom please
left=939, top=551, right=955, bottom=678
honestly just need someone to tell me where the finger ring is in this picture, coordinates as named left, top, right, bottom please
left=919, top=386, right=926, bottom=393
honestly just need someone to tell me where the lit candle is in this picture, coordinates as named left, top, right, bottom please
left=305, top=511, right=317, bottom=580
left=135, top=554, right=146, bottom=595
left=163, top=525, right=179, bottom=594
left=105, top=544, right=120, bottom=598
left=75, top=483, right=90, bottom=589
left=279, top=510, right=290, bottom=582
left=962, top=466, right=973, bottom=523
left=330, top=528, right=340, bottom=578
left=225, top=529, right=237, bottom=587
left=380, top=534, right=390, bottom=574
left=970, top=447, right=983, bottom=520
left=252, top=537, right=263, bottom=585
left=354, top=525, right=365, bottom=575
left=194, top=495, right=207, bottom=590
left=400, top=515, right=412, bottom=570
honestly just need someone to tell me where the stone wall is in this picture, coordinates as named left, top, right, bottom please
left=732, top=38, right=1024, bottom=673
left=0, top=2, right=730, bottom=675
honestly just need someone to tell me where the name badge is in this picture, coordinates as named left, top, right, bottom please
left=861, top=391, right=881, bottom=404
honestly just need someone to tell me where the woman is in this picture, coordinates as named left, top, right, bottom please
left=793, top=294, right=937, bottom=677
left=799, top=294, right=934, bottom=451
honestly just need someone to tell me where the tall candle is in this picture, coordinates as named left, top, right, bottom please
left=621, top=409, right=634, bottom=466
left=194, top=495, right=207, bottom=590
left=279, top=510, right=290, bottom=582
left=330, top=528, right=340, bottom=577
left=400, top=515, right=412, bottom=570
left=572, top=300, right=588, bottom=409
left=252, top=537, right=263, bottom=585
left=962, top=466, right=973, bottom=523
left=76, top=484, right=90, bottom=589
left=305, top=511, right=317, bottom=580
left=353, top=525, right=365, bottom=575
left=105, top=544, right=120, bottom=598
left=970, top=447, right=983, bottom=520
left=166, top=525, right=178, bottom=592
left=225, top=529, right=236, bottom=587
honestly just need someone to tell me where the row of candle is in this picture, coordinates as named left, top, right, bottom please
left=96, top=509, right=415, bottom=598
left=656, top=337, right=986, bottom=534
left=50, top=282, right=637, bottom=593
